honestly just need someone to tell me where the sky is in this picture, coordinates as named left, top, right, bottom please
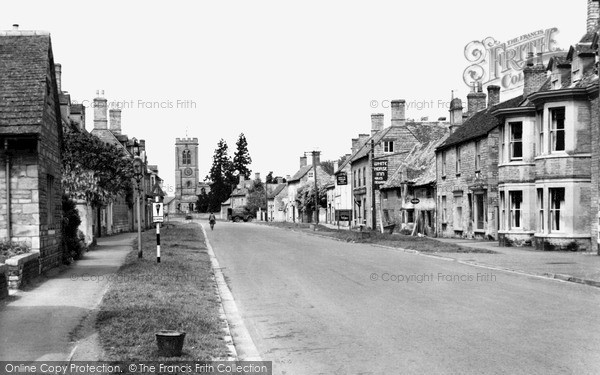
left=1, top=1, right=590, bottom=194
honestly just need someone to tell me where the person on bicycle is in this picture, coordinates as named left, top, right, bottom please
left=208, top=212, right=216, bottom=230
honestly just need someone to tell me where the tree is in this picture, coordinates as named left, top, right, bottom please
left=196, top=190, right=210, bottom=213
left=62, top=128, right=133, bottom=206
left=320, top=160, right=335, bottom=175
left=233, top=133, right=252, bottom=179
left=244, top=178, right=266, bottom=216
left=206, top=139, right=235, bottom=212
left=265, top=171, right=274, bottom=184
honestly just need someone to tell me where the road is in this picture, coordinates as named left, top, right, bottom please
left=207, top=222, right=600, bottom=375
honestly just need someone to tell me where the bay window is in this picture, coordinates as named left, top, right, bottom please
left=509, top=122, right=523, bottom=160
left=550, top=107, right=565, bottom=152
left=509, top=191, right=522, bottom=229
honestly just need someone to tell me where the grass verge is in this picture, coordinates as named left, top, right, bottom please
left=259, top=222, right=496, bottom=253
left=96, top=221, right=228, bottom=360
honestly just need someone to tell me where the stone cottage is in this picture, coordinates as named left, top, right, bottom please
left=0, top=27, right=63, bottom=271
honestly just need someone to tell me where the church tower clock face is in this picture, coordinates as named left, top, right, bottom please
left=184, top=167, right=193, bottom=176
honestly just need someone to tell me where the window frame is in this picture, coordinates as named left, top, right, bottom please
left=454, top=194, right=463, bottom=230
left=455, top=146, right=461, bottom=175
left=537, top=188, right=544, bottom=232
left=509, top=121, right=523, bottom=161
left=474, top=193, right=486, bottom=231
left=475, top=140, right=482, bottom=171
left=384, top=140, right=394, bottom=153
left=549, top=107, right=566, bottom=153
left=509, top=190, right=523, bottom=229
left=549, top=187, right=565, bottom=233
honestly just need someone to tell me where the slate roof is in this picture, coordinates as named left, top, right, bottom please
left=383, top=131, right=449, bottom=189
left=0, top=33, right=59, bottom=134
left=437, top=95, right=525, bottom=151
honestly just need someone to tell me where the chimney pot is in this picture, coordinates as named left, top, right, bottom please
left=526, top=52, right=535, bottom=66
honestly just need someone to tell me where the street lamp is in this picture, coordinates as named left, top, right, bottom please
left=133, top=155, right=144, bottom=258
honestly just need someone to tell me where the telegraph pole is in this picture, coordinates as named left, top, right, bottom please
left=311, top=151, right=321, bottom=225
left=370, top=140, right=376, bottom=230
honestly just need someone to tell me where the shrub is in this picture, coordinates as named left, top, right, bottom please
left=62, top=194, right=85, bottom=263
left=0, top=241, right=30, bottom=264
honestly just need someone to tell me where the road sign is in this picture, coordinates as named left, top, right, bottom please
left=153, top=202, right=164, bottom=223
left=411, top=198, right=420, bottom=204
left=335, top=209, right=352, bottom=221
left=150, top=182, right=165, bottom=198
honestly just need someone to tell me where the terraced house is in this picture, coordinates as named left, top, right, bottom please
left=347, top=101, right=447, bottom=229
left=436, top=84, right=523, bottom=240
left=493, top=17, right=599, bottom=251
left=0, top=28, right=63, bottom=271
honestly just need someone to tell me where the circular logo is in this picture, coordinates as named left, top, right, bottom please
left=184, top=167, right=193, bottom=176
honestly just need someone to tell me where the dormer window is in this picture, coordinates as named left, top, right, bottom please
left=551, top=72, right=561, bottom=90
left=384, top=141, right=394, bottom=153
left=572, top=58, right=582, bottom=83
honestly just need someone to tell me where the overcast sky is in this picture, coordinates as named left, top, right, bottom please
left=1, top=1, right=589, bottom=193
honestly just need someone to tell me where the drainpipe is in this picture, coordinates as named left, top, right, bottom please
left=5, top=139, right=11, bottom=239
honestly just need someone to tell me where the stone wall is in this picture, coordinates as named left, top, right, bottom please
left=0, top=264, right=8, bottom=299
left=5, top=252, right=40, bottom=289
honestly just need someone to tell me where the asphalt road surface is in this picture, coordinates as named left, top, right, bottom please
left=206, top=222, right=600, bottom=375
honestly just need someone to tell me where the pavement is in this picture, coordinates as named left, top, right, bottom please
left=430, top=237, right=600, bottom=287
left=319, top=222, right=600, bottom=288
left=0, top=232, right=135, bottom=361
left=208, top=221, right=600, bottom=374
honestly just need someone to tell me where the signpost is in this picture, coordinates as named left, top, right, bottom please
left=150, top=181, right=165, bottom=263
left=411, top=198, right=420, bottom=205
left=336, top=173, right=348, bottom=186
left=373, top=160, right=388, bottom=189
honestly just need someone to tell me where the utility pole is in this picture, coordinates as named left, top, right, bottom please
left=311, top=151, right=321, bottom=225
left=370, top=139, right=376, bottom=230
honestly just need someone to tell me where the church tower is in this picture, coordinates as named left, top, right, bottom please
left=175, top=137, right=199, bottom=212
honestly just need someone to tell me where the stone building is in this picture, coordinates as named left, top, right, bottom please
left=380, top=130, right=449, bottom=235
left=285, top=155, right=332, bottom=223
left=350, top=101, right=447, bottom=229
left=174, top=137, right=199, bottom=212
left=0, top=27, right=63, bottom=271
left=492, top=8, right=599, bottom=251
left=435, top=84, right=523, bottom=240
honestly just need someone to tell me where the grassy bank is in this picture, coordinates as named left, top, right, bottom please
left=260, top=222, right=496, bottom=254
left=96, top=221, right=228, bottom=360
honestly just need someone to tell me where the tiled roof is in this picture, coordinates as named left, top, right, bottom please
left=0, top=34, right=57, bottom=134
left=437, top=95, right=525, bottom=151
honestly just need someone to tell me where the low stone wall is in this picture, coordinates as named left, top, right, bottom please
left=5, top=252, right=40, bottom=289
left=0, top=264, right=8, bottom=299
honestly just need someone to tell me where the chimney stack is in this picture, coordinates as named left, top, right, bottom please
left=93, top=90, right=108, bottom=130
left=109, top=109, right=122, bottom=135
left=467, top=82, right=486, bottom=116
left=391, top=100, right=406, bottom=125
left=255, top=172, right=260, bottom=181
left=487, top=85, right=501, bottom=107
left=276, top=177, right=284, bottom=184
left=286, top=175, right=291, bottom=181
left=239, top=174, right=245, bottom=184
left=300, top=156, right=307, bottom=168
left=358, top=134, right=370, bottom=148
left=333, top=161, right=339, bottom=173
left=588, top=0, right=600, bottom=32
left=12, top=24, right=18, bottom=30
left=449, top=96, right=463, bottom=134
left=351, top=138, right=359, bottom=154
left=371, top=113, right=384, bottom=135
left=312, top=152, right=321, bottom=166
left=55, top=63, right=62, bottom=93
left=523, top=52, right=547, bottom=98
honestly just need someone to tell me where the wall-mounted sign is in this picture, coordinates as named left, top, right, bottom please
left=373, top=160, right=388, bottom=190
left=410, top=198, right=420, bottom=205
left=335, top=209, right=352, bottom=222
left=336, top=173, right=348, bottom=186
